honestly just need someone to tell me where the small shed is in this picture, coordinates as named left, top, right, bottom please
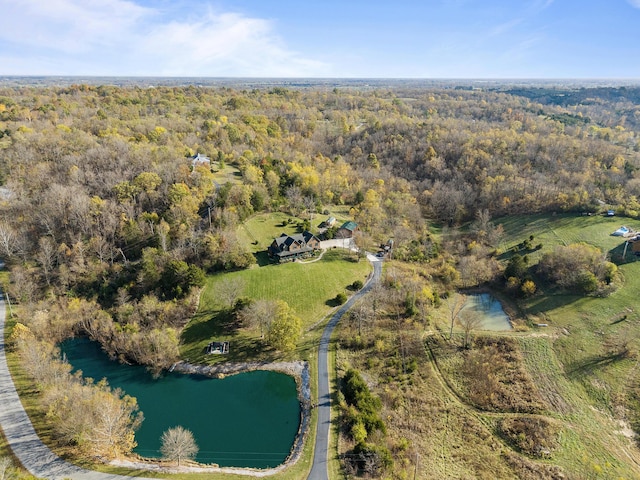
left=337, top=221, right=358, bottom=238
left=324, top=216, right=337, bottom=228
left=206, top=341, right=229, bottom=354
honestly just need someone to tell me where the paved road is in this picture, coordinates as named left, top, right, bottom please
left=0, top=254, right=381, bottom=480
left=0, top=289, right=155, bottom=480
left=307, top=255, right=382, bottom=480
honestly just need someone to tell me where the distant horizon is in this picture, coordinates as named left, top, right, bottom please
left=1, top=76, right=640, bottom=89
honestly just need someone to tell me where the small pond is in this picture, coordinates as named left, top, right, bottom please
left=61, top=338, right=301, bottom=468
left=463, top=293, right=512, bottom=330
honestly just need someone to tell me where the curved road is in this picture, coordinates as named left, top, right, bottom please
left=0, top=290, right=155, bottom=480
left=0, top=255, right=381, bottom=480
left=307, top=254, right=382, bottom=480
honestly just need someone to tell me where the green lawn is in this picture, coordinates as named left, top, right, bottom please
left=237, top=209, right=356, bottom=256
left=489, top=212, right=640, bottom=477
left=497, top=212, right=638, bottom=263
left=237, top=212, right=304, bottom=254
left=211, top=162, right=242, bottom=185
left=181, top=249, right=371, bottom=363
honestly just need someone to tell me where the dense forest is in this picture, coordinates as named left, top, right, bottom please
left=2, top=82, right=640, bottom=477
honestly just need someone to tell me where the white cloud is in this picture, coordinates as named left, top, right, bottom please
left=137, top=11, right=326, bottom=76
left=0, top=0, right=327, bottom=76
left=628, top=0, right=640, bottom=8
left=0, top=0, right=151, bottom=53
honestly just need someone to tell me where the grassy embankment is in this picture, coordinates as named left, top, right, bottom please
left=335, top=212, right=640, bottom=479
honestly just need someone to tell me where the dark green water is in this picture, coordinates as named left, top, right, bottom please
left=61, top=338, right=300, bottom=468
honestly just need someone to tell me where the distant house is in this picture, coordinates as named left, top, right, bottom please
left=324, top=216, right=337, bottom=228
left=336, top=221, right=358, bottom=238
left=190, top=153, right=211, bottom=169
left=268, top=231, right=321, bottom=262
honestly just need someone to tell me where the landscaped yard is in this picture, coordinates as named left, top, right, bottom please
left=237, top=209, right=356, bottom=256
left=180, top=249, right=371, bottom=363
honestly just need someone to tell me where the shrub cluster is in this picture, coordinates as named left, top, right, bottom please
left=537, top=243, right=618, bottom=295
left=340, top=368, right=393, bottom=475
left=499, top=416, right=560, bottom=458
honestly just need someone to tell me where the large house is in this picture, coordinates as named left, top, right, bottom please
left=190, top=153, right=211, bottom=169
left=268, top=231, right=321, bottom=262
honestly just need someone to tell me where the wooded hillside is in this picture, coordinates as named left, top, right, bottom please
left=2, top=82, right=640, bottom=476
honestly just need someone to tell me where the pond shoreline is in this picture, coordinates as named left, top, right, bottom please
left=460, top=287, right=518, bottom=329
left=110, top=360, right=312, bottom=477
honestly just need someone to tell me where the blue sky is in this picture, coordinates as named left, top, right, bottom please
left=0, top=0, right=639, bottom=78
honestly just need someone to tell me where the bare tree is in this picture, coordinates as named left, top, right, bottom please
left=160, top=426, right=199, bottom=466
left=0, top=456, right=13, bottom=480
left=36, top=236, right=57, bottom=285
left=350, top=301, right=374, bottom=337
left=217, top=277, right=246, bottom=309
left=446, top=294, right=466, bottom=340
left=285, top=185, right=304, bottom=217
left=236, top=299, right=278, bottom=337
left=457, top=310, right=483, bottom=349
left=303, top=195, right=316, bottom=223
left=0, top=222, right=17, bottom=259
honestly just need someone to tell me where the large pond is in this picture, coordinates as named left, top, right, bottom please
left=61, top=338, right=301, bottom=468
left=462, top=293, right=512, bottom=330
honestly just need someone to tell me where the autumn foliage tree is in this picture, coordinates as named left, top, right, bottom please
left=266, top=301, right=302, bottom=352
left=537, top=243, right=618, bottom=294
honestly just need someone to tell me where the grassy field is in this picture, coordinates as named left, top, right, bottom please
left=497, top=212, right=639, bottom=263
left=180, top=249, right=371, bottom=363
left=211, top=162, right=242, bottom=185
left=237, top=212, right=304, bottom=255
left=331, top=212, right=640, bottom=479
left=490, top=213, right=640, bottom=477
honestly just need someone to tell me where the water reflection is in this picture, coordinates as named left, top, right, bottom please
left=463, top=293, right=512, bottom=330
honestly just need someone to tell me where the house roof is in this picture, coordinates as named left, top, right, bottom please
left=339, top=221, right=358, bottom=232
left=269, top=231, right=320, bottom=256
left=273, top=232, right=305, bottom=248
left=191, top=153, right=211, bottom=164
